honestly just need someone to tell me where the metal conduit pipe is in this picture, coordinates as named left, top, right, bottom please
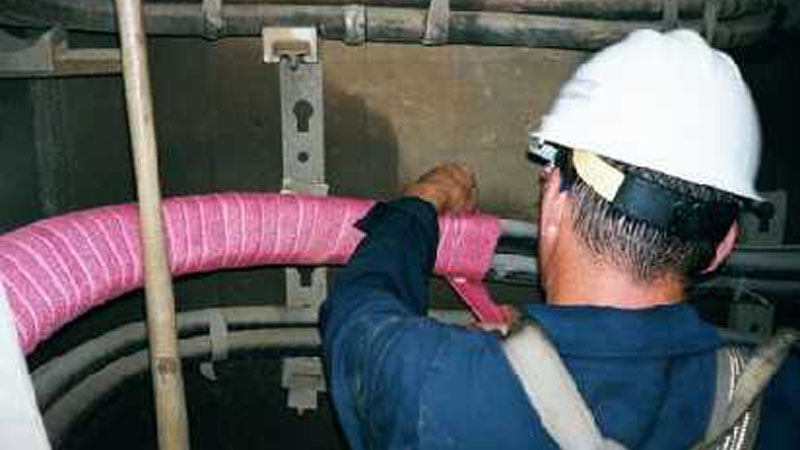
left=32, top=306, right=316, bottom=411
left=495, top=247, right=800, bottom=281
left=42, top=328, right=321, bottom=449
left=492, top=223, right=800, bottom=281
left=32, top=306, right=471, bottom=413
left=0, top=0, right=776, bottom=24
left=196, top=0, right=775, bottom=19
left=693, top=277, right=800, bottom=298
left=498, top=219, right=537, bottom=239
left=724, top=246, right=800, bottom=279
left=490, top=245, right=800, bottom=283
left=0, top=0, right=776, bottom=49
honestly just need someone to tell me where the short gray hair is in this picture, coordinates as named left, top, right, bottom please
left=568, top=156, right=740, bottom=282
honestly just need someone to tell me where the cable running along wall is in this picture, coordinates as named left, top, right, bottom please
left=0, top=0, right=778, bottom=49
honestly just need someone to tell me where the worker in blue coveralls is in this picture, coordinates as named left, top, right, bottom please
left=320, top=29, right=800, bottom=449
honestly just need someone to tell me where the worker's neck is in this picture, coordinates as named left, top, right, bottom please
left=544, top=235, right=685, bottom=310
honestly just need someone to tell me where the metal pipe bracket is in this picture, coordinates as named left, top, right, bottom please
left=262, top=27, right=319, bottom=65
left=422, top=0, right=451, bottom=45
left=343, top=4, right=367, bottom=46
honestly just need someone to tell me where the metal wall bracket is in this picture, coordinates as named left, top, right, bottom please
left=264, top=26, right=328, bottom=414
left=727, top=279, right=775, bottom=338
left=269, top=25, right=328, bottom=312
left=281, top=357, right=326, bottom=415
left=728, top=300, right=774, bottom=338
left=0, top=28, right=121, bottom=78
left=284, top=267, right=328, bottom=310
left=278, top=70, right=326, bottom=192
left=741, top=190, right=787, bottom=245
left=262, top=27, right=319, bottom=66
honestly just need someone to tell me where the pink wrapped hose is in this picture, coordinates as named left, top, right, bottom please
left=0, top=193, right=505, bottom=354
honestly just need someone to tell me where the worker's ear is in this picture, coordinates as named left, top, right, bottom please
left=703, top=222, right=738, bottom=274
left=538, top=167, right=569, bottom=240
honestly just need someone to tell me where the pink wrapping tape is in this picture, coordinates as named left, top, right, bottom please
left=0, top=193, right=502, bottom=354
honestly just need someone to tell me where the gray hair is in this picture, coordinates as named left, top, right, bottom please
left=568, top=156, right=740, bottom=283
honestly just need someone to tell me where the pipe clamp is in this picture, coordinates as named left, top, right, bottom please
left=422, top=0, right=450, bottom=45
left=202, top=0, right=224, bottom=40
left=343, top=4, right=366, bottom=46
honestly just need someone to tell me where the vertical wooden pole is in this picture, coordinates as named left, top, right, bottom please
left=113, top=1, right=190, bottom=449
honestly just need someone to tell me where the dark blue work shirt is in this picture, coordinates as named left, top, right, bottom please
left=319, top=198, right=800, bottom=449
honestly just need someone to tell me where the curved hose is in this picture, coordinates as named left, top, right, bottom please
left=0, top=192, right=500, bottom=353
left=0, top=0, right=776, bottom=49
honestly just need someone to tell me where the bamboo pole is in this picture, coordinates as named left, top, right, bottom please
left=113, top=1, right=190, bottom=449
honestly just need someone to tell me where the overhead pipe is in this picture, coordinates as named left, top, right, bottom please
left=0, top=0, right=776, bottom=49
left=0, top=0, right=776, bottom=25
left=113, top=0, right=190, bottom=448
left=203, top=0, right=775, bottom=19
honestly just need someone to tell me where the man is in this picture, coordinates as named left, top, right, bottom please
left=320, top=29, right=800, bottom=449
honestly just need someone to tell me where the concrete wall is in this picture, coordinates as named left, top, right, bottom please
left=323, top=42, right=585, bottom=220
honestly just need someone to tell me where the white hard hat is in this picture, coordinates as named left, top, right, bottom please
left=532, top=28, right=762, bottom=201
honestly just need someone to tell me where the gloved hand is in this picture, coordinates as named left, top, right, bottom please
left=403, top=163, right=478, bottom=214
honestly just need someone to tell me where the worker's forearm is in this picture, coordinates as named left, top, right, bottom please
left=324, top=196, right=439, bottom=319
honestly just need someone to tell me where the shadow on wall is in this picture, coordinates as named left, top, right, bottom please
left=326, top=79, right=400, bottom=200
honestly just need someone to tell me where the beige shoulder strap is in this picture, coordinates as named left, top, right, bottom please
left=693, top=329, right=799, bottom=450
left=502, top=322, right=627, bottom=450
left=503, top=320, right=797, bottom=450
left=700, top=346, right=760, bottom=450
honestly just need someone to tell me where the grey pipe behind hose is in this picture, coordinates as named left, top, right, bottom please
left=31, top=306, right=318, bottom=411
left=32, top=305, right=470, bottom=415
left=497, top=220, right=800, bottom=281
left=42, top=328, right=321, bottom=449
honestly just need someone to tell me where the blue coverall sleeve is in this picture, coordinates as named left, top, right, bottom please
left=319, top=197, right=450, bottom=449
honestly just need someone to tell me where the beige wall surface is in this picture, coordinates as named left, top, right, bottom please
left=322, top=41, right=586, bottom=221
